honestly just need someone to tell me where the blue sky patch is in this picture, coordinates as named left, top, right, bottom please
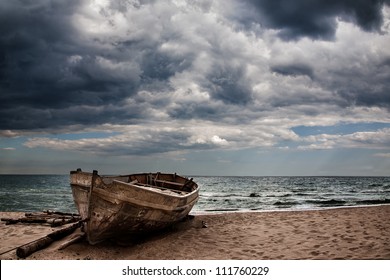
left=291, top=123, right=390, bottom=137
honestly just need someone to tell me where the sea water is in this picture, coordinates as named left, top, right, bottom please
left=193, top=176, right=390, bottom=212
left=0, top=175, right=389, bottom=213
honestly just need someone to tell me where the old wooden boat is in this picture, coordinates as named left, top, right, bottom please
left=70, top=169, right=199, bottom=244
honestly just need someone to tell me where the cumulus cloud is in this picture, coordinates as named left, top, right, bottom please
left=298, top=128, right=390, bottom=150
left=1, top=0, right=390, bottom=157
left=241, top=0, right=390, bottom=40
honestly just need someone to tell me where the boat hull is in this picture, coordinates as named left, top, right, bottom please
left=70, top=169, right=199, bottom=244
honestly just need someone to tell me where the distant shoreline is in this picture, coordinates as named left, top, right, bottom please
left=192, top=202, right=390, bottom=215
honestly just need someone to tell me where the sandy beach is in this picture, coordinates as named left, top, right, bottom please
left=1, top=205, right=389, bottom=260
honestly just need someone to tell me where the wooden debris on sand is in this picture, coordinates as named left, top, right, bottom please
left=16, top=221, right=82, bottom=258
left=57, top=232, right=86, bottom=250
left=1, top=210, right=81, bottom=227
left=0, top=210, right=85, bottom=258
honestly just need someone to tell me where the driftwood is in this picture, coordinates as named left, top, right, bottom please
left=48, top=218, right=79, bottom=227
left=43, top=210, right=80, bottom=216
left=1, top=211, right=80, bottom=227
left=16, top=222, right=81, bottom=258
left=57, top=232, right=85, bottom=250
left=15, top=236, right=54, bottom=258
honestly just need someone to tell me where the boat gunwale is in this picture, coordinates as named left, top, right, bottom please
left=70, top=171, right=199, bottom=209
left=111, top=179, right=198, bottom=199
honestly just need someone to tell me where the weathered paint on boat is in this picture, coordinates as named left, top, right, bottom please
left=70, top=169, right=199, bottom=244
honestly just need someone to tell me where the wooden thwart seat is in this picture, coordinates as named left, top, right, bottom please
left=154, top=179, right=185, bottom=187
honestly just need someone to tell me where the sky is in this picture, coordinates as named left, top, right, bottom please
left=0, top=0, right=390, bottom=176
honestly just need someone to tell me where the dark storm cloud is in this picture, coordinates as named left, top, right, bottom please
left=0, top=0, right=179, bottom=130
left=243, top=0, right=390, bottom=40
left=271, top=63, right=314, bottom=79
left=0, top=0, right=259, bottom=131
left=334, top=59, right=390, bottom=109
left=206, top=64, right=252, bottom=105
left=1, top=0, right=389, bottom=137
left=269, top=56, right=390, bottom=110
left=0, top=1, right=80, bottom=128
left=169, top=100, right=220, bottom=121
left=307, top=53, right=390, bottom=110
left=140, top=51, right=192, bottom=82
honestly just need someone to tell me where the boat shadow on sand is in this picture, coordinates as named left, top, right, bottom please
left=50, top=214, right=208, bottom=260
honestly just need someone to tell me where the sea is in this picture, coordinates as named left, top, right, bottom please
left=0, top=175, right=389, bottom=213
